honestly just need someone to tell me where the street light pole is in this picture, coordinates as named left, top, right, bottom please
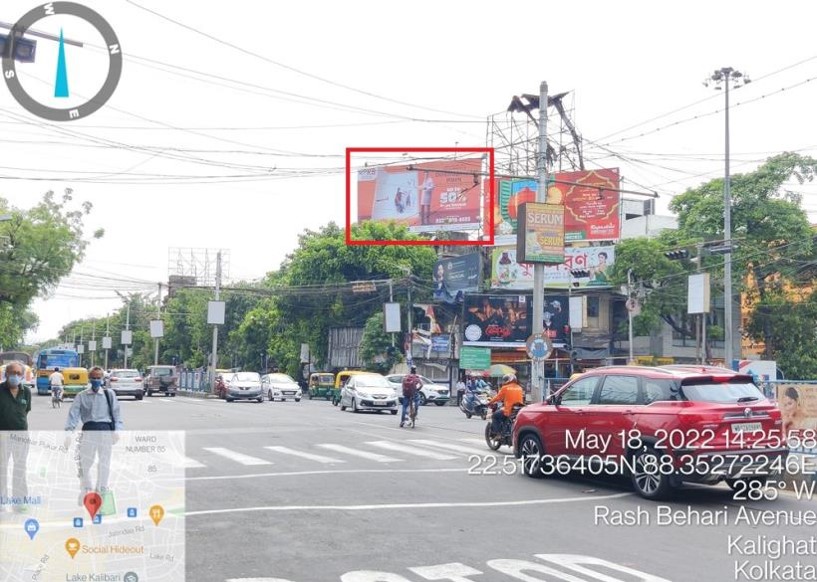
left=531, top=80, right=549, bottom=403
left=627, top=269, right=634, bottom=364
left=706, top=67, right=749, bottom=368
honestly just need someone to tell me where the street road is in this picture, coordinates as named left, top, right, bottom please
left=26, top=393, right=817, bottom=582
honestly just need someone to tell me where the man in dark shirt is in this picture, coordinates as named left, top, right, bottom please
left=0, top=360, right=32, bottom=513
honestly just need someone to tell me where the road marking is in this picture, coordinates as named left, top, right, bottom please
left=366, top=441, right=457, bottom=460
left=263, top=446, right=344, bottom=464
left=183, top=457, right=206, bottom=469
left=408, top=439, right=494, bottom=456
left=460, top=438, right=489, bottom=447
left=185, top=492, right=632, bottom=516
left=202, top=447, right=272, bottom=466
left=316, top=443, right=401, bottom=463
left=186, top=468, right=464, bottom=482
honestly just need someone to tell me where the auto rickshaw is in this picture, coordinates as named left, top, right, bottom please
left=61, top=367, right=90, bottom=399
left=331, top=370, right=368, bottom=406
left=308, top=372, right=335, bottom=400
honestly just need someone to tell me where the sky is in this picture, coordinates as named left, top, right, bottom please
left=3, top=0, right=817, bottom=344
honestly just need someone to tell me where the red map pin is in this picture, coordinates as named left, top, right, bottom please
left=83, top=492, right=102, bottom=519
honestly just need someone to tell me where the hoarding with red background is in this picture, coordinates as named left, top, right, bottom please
left=493, top=168, right=621, bottom=242
left=357, top=158, right=482, bottom=232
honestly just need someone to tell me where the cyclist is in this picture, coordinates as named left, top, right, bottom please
left=488, top=373, right=524, bottom=436
left=49, top=367, right=64, bottom=404
left=400, top=366, right=422, bottom=428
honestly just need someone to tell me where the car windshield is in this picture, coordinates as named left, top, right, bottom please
left=269, top=374, right=296, bottom=384
left=113, top=370, right=139, bottom=378
left=355, top=375, right=390, bottom=388
left=680, top=380, right=764, bottom=403
left=153, top=368, right=173, bottom=377
left=235, top=372, right=261, bottom=382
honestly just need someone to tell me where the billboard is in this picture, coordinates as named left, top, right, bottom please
left=517, top=202, right=565, bottom=264
left=494, top=168, right=621, bottom=243
left=463, top=294, right=532, bottom=347
left=775, top=383, right=817, bottom=437
left=491, top=245, right=616, bottom=289
left=357, top=158, right=483, bottom=233
left=433, top=253, right=482, bottom=304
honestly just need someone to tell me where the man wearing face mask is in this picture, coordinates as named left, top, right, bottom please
left=0, top=361, right=33, bottom=513
left=65, top=366, right=123, bottom=501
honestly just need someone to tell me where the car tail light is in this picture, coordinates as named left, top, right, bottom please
left=134, top=377, right=142, bottom=382
left=110, top=377, right=118, bottom=382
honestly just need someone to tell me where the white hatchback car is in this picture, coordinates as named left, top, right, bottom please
left=262, top=373, right=302, bottom=402
left=386, top=374, right=451, bottom=406
left=340, top=373, right=398, bottom=414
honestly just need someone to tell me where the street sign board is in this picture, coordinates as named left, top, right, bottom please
left=526, top=334, right=549, bottom=360
left=459, top=346, right=491, bottom=370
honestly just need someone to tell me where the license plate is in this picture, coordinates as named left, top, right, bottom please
left=731, top=422, right=763, bottom=433
left=373, top=401, right=386, bottom=405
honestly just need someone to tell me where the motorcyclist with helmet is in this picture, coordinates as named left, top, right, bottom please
left=488, top=373, right=524, bottom=436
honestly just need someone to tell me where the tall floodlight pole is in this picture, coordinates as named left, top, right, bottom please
left=705, top=67, right=749, bottom=368
left=531, top=80, right=549, bottom=403
left=209, top=251, right=222, bottom=392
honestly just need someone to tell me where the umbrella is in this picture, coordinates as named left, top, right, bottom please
left=488, top=364, right=516, bottom=378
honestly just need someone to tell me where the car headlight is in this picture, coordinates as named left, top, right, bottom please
left=357, top=391, right=371, bottom=399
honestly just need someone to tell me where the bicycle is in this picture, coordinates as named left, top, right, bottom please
left=51, top=387, right=63, bottom=409
left=400, top=393, right=419, bottom=428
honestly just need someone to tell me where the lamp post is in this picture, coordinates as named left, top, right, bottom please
left=705, top=67, right=749, bottom=368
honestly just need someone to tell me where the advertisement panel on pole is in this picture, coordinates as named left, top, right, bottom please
left=493, top=168, right=621, bottom=244
left=357, top=158, right=482, bottom=233
left=432, top=253, right=482, bottom=304
left=88, top=341, right=97, bottom=352
left=150, top=320, right=164, bottom=338
left=491, top=245, right=616, bottom=289
left=541, top=295, right=571, bottom=347
left=121, top=330, right=132, bottom=345
left=384, top=303, right=401, bottom=333
left=687, top=273, right=711, bottom=314
left=207, top=301, right=226, bottom=325
left=462, top=294, right=532, bottom=347
left=102, top=337, right=112, bottom=350
left=517, top=203, right=565, bottom=264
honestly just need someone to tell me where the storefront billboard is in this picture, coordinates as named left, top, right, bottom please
left=357, top=158, right=482, bottom=233
left=493, top=168, right=621, bottom=243
left=491, top=245, right=616, bottom=289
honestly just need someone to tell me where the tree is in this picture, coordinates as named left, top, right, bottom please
left=235, top=221, right=437, bottom=377
left=611, top=153, right=817, bottom=356
left=0, top=188, right=102, bottom=346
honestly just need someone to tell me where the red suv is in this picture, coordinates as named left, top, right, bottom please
left=513, top=365, right=789, bottom=499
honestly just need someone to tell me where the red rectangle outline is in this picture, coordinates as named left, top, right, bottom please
left=345, top=147, right=495, bottom=246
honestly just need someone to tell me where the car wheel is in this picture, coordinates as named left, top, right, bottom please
left=419, top=393, right=427, bottom=406
left=630, top=446, right=674, bottom=500
left=136, top=395, right=143, bottom=401
left=435, top=401, right=446, bottom=406
left=295, top=398, right=301, bottom=402
left=726, top=476, right=768, bottom=491
left=340, top=401, right=347, bottom=411
left=268, top=391, right=273, bottom=401
left=257, top=397, right=263, bottom=403
left=391, top=409, right=398, bottom=415
left=465, top=412, right=472, bottom=419
left=485, top=423, right=501, bottom=451
left=351, top=398, right=358, bottom=413
left=519, top=433, right=545, bottom=478
left=308, top=393, right=313, bottom=400
left=226, top=398, right=234, bottom=403
left=147, top=390, right=152, bottom=397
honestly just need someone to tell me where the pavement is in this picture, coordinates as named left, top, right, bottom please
left=22, top=391, right=817, bottom=582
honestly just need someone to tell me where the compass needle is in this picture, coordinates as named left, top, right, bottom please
left=55, top=28, right=69, bottom=98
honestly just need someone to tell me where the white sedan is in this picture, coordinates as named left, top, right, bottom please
left=339, top=373, right=398, bottom=414
left=386, top=374, right=451, bottom=406
left=262, top=373, right=302, bottom=402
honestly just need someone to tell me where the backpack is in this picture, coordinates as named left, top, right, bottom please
left=402, top=374, right=420, bottom=397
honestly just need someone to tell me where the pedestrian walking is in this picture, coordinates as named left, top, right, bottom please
left=64, top=366, right=123, bottom=503
left=0, top=360, right=33, bottom=513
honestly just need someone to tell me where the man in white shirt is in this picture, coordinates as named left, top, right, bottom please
left=49, top=367, right=64, bottom=400
left=421, top=172, right=434, bottom=225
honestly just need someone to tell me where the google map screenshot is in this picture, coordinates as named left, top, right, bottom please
left=1, top=1, right=816, bottom=581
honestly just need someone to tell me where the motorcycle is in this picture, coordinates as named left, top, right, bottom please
left=485, top=402, right=525, bottom=450
left=459, top=389, right=489, bottom=420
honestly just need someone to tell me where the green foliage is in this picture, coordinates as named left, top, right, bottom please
left=0, top=188, right=101, bottom=347
left=747, top=290, right=817, bottom=379
left=614, top=153, right=817, bottom=346
left=360, top=312, right=402, bottom=375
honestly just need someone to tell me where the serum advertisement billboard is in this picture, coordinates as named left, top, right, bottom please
left=516, top=202, right=565, bottom=264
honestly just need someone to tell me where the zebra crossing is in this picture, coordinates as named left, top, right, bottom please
left=185, top=437, right=500, bottom=470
